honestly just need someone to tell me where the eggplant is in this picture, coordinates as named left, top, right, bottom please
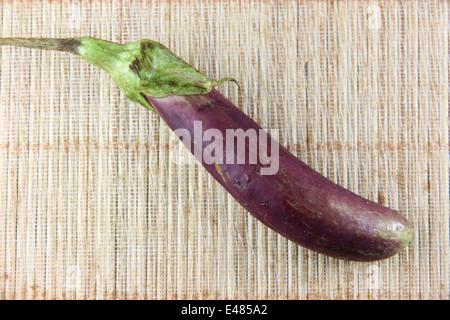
left=0, top=37, right=413, bottom=261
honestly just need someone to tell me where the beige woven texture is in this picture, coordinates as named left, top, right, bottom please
left=0, top=0, right=448, bottom=300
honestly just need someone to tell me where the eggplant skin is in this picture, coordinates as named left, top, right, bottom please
left=147, top=89, right=414, bottom=262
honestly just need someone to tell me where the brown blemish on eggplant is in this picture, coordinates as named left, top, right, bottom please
left=130, top=59, right=143, bottom=79
left=198, top=99, right=219, bottom=112
left=130, top=42, right=156, bottom=79
left=260, top=201, right=272, bottom=209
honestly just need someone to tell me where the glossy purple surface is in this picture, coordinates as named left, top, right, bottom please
left=147, top=89, right=413, bottom=261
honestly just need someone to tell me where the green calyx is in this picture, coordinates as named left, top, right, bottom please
left=0, top=36, right=236, bottom=112
left=78, top=37, right=235, bottom=111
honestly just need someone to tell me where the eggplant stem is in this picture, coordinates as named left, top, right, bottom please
left=0, top=37, right=81, bottom=55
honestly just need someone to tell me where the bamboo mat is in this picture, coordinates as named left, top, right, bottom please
left=0, top=0, right=448, bottom=300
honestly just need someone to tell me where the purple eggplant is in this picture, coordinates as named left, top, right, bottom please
left=147, top=89, right=413, bottom=261
left=0, top=37, right=413, bottom=261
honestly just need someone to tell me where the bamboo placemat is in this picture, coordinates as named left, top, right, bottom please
left=0, top=0, right=448, bottom=300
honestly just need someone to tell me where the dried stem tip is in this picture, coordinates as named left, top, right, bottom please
left=0, top=37, right=81, bottom=54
